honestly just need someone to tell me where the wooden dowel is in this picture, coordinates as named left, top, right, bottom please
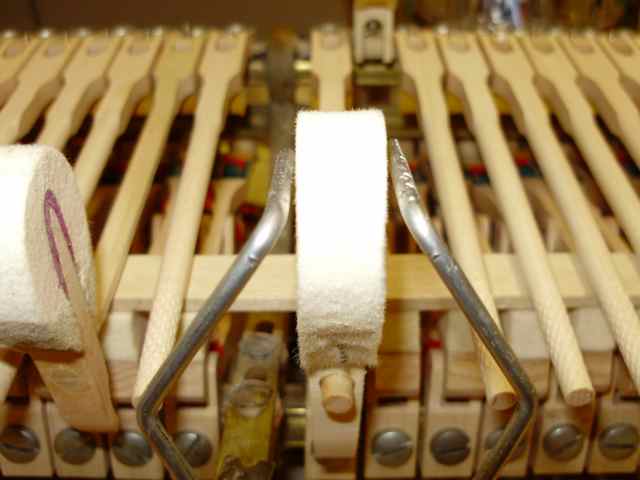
left=73, top=33, right=162, bottom=203
left=0, top=36, right=80, bottom=144
left=37, top=34, right=122, bottom=150
left=481, top=31, right=640, bottom=399
left=94, top=32, right=204, bottom=329
left=132, top=29, right=249, bottom=405
left=396, top=29, right=515, bottom=411
left=520, top=33, right=640, bottom=257
left=440, top=31, right=593, bottom=407
left=320, top=369, right=355, bottom=415
left=201, top=178, right=247, bottom=254
left=558, top=33, right=640, bottom=171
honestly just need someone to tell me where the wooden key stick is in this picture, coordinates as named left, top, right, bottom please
left=557, top=33, right=640, bottom=170
left=73, top=33, right=162, bottom=203
left=519, top=33, right=640, bottom=257
left=132, top=29, right=249, bottom=405
left=0, top=145, right=118, bottom=431
left=37, top=33, right=122, bottom=150
left=396, top=28, right=514, bottom=411
left=93, top=32, right=204, bottom=328
left=438, top=31, right=593, bottom=407
left=480, top=31, right=640, bottom=397
left=0, top=36, right=40, bottom=107
left=310, top=25, right=352, bottom=111
left=0, top=35, right=80, bottom=144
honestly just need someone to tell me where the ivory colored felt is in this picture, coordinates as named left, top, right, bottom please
left=0, top=145, right=94, bottom=351
left=295, top=110, right=387, bottom=372
left=0, top=145, right=117, bottom=431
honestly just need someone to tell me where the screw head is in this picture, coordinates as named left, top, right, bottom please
left=0, top=425, right=40, bottom=463
left=371, top=429, right=413, bottom=467
left=430, top=428, right=470, bottom=466
left=239, top=332, right=278, bottom=360
left=229, top=379, right=273, bottom=418
left=174, top=431, right=212, bottom=468
left=364, top=19, right=383, bottom=38
left=598, top=423, right=639, bottom=461
left=54, top=428, right=96, bottom=465
left=484, top=428, right=526, bottom=462
left=543, top=423, right=584, bottom=461
left=112, top=431, right=152, bottom=466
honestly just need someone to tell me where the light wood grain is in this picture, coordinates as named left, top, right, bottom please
left=558, top=33, right=640, bottom=170
left=37, top=34, right=122, bottom=150
left=93, top=32, right=204, bottom=331
left=396, top=28, right=514, bottom=410
left=74, top=33, right=162, bottom=203
left=439, top=30, right=592, bottom=406
left=0, top=36, right=40, bottom=106
left=132, top=29, right=249, bottom=406
left=493, top=32, right=640, bottom=397
left=520, top=33, right=640, bottom=258
left=310, top=26, right=352, bottom=111
left=0, top=35, right=80, bottom=144
left=112, top=252, right=640, bottom=313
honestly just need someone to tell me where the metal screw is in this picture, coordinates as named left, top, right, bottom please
left=0, top=425, right=40, bottom=463
left=371, top=429, right=413, bottom=467
left=430, top=428, right=470, bottom=465
left=598, top=423, right=639, bottom=461
left=484, top=428, right=526, bottom=462
left=174, top=431, right=212, bottom=468
left=364, top=19, right=383, bottom=38
left=543, top=423, right=584, bottom=461
left=112, top=431, right=152, bottom=466
left=239, top=332, right=278, bottom=360
left=54, top=428, right=96, bottom=465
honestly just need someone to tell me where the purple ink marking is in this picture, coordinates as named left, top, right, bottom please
left=44, top=189, right=76, bottom=298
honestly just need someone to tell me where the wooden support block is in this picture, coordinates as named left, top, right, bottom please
left=531, top=372, right=595, bottom=475
left=0, top=395, right=53, bottom=477
left=0, top=35, right=80, bottom=144
left=174, top=354, right=219, bottom=479
left=37, top=33, right=122, bottom=150
left=421, top=349, right=481, bottom=478
left=108, top=408, right=164, bottom=480
left=112, top=252, right=640, bottom=313
left=363, top=400, right=419, bottom=479
left=376, top=311, right=420, bottom=397
left=0, top=36, right=39, bottom=106
left=587, top=356, right=640, bottom=474
left=45, top=402, right=109, bottom=478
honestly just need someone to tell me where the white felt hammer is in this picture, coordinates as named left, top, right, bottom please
left=0, top=145, right=118, bottom=432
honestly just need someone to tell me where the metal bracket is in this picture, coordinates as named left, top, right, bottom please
left=390, top=139, right=537, bottom=479
left=137, top=148, right=294, bottom=480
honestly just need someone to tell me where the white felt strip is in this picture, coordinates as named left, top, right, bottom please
left=0, top=145, right=95, bottom=351
left=295, top=110, right=387, bottom=372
